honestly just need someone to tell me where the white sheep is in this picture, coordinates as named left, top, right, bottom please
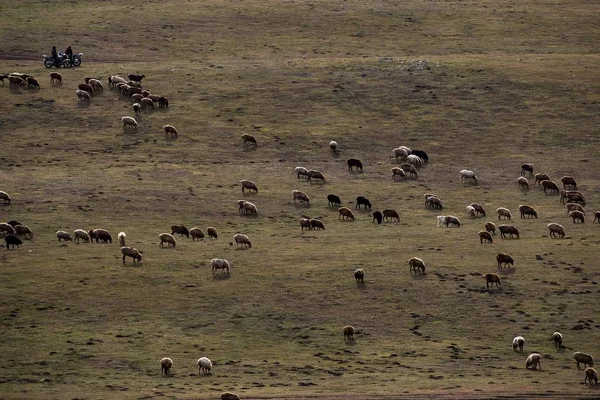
left=233, top=233, right=252, bottom=248
left=513, top=336, right=525, bottom=352
left=329, top=140, right=338, bottom=153
left=122, top=116, right=138, bottom=131
left=391, top=167, right=406, bottom=180
left=466, top=205, right=477, bottom=219
left=525, top=353, right=541, bottom=370
left=133, top=103, right=141, bottom=115
left=496, top=207, right=512, bottom=220
left=118, top=232, right=126, bottom=247
left=163, top=125, right=178, bottom=137
left=211, top=258, right=230, bottom=274
left=292, top=190, right=310, bottom=206
left=460, top=169, right=478, bottom=184
left=242, top=201, right=258, bottom=215
left=73, top=229, right=90, bottom=243
left=552, top=332, right=563, bottom=349
left=190, top=227, right=205, bottom=241
left=392, top=147, right=409, bottom=161
left=517, top=176, right=529, bottom=189
left=547, top=223, right=565, bottom=239
left=160, top=357, right=173, bottom=376
left=159, top=233, right=176, bottom=247
left=197, top=356, right=212, bottom=374
left=295, top=166, right=309, bottom=179
left=241, top=180, right=258, bottom=194
left=0, top=191, right=12, bottom=204
left=407, top=154, right=422, bottom=167
left=76, top=89, right=90, bottom=103
left=436, top=215, right=446, bottom=227
left=88, top=78, right=103, bottom=91
left=56, top=231, right=73, bottom=242
left=121, top=246, right=142, bottom=263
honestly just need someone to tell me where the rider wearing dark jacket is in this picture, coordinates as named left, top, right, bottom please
left=51, top=46, right=58, bottom=65
left=65, top=46, right=73, bottom=62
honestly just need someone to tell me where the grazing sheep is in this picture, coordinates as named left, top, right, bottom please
left=548, top=223, right=565, bottom=239
left=393, top=147, right=409, bottom=161
left=526, top=353, right=542, bottom=370
left=354, top=269, right=364, bottom=284
left=132, top=103, right=141, bottom=115
left=552, top=332, right=563, bottom=350
left=197, top=356, right=212, bottom=374
left=329, top=140, right=338, bottom=153
left=76, top=89, right=91, bottom=103
left=561, top=176, right=577, bottom=189
left=237, top=199, right=247, bottom=214
left=300, top=218, right=312, bottom=231
left=355, top=196, right=372, bottom=210
left=140, top=97, right=154, bottom=110
left=295, top=166, right=309, bottom=179
left=391, top=167, right=406, bottom=180
left=131, top=93, right=143, bottom=103
left=574, top=352, right=594, bottom=370
left=49, top=72, right=62, bottom=84
left=594, top=211, right=600, bottom=223
left=412, top=149, right=429, bottom=163
left=327, top=194, right=342, bottom=207
left=485, top=222, right=497, bottom=235
left=347, top=158, right=363, bottom=172
left=78, top=83, right=93, bottom=95
left=88, top=78, right=103, bottom=91
left=513, top=336, right=525, bottom=352
left=190, top=227, right=205, bottom=241
left=140, top=89, right=151, bottom=97
left=338, top=207, right=355, bottom=221
left=585, top=367, right=598, bottom=386
left=436, top=215, right=446, bottom=227
left=407, top=154, right=423, bottom=167
left=466, top=205, right=477, bottom=219
left=496, top=207, right=512, bottom=220
left=242, top=201, right=258, bottom=215
left=310, top=219, right=325, bottom=230
left=497, top=253, right=514, bottom=269
left=478, top=231, right=493, bottom=244
left=483, top=273, right=501, bottom=288
left=0, top=191, right=12, bottom=204
left=498, top=224, right=519, bottom=239
left=158, top=96, right=169, bottom=108
left=159, top=233, right=176, bottom=247
left=372, top=211, right=383, bottom=224
left=0, top=74, right=6, bottom=84
left=400, top=163, right=418, bottom=178
left=128, top=73, right=145, bottom=82
left=221, top=392, right=241, bottom=400
left=211, top=258, right=230, bottom=274
left=541, top=180, right=560, bottom=194
left=160, top=357, right=173, bottom=376
left=343, top=325, right=355, bottom=341
left=163, top=125, right=178, bottom=138
left=517, top=176, right=529, bottom=190
left=171, top=225, right=190, bottom=238
left=8, top=76, right=26, bottom=88
left=73, top=229, right=90, bottom=243
left=468, top=203, right=486, bottom=217
left=117, top=232, right=126, bottom=246
left=561, top=190, right=585, bottom=205
left=241, top=180, right=258, bottom=194
left=7, top=220, right=21, bottom=227
left=521, top=163, right=534, bottom=176
left=307, top=169, right=326, bottom=182
left=14, top=225, right=33, bottom=239
left=89, top=229, right=112, bottom=243
left=569, top=210, right=585, bottom=224
left=292, top=190, right=310, bottom=206
left=459, top=169, right=478, bottom=184
left=241, top=133, right=257, bottom=147
left=409, top=257, right=426, bottom=274
left=121, top=116, right=138, bottom=131
left=207, top=227, right=218, bottom=238
left=233, top=233, right=252, bottom=248
left=443, top=215, right=461, bottom=228
left=56, top=231, right=73, bottom=242
left=26, top=77, right=40, bottom=89
left=518, top=205, right=538, bottom=219
left=382, top=209, right=399, bottom=222
left=5, top=235, right=23, bottom=249
left=0, top=223, right=15, bottom=236
left=121, top=246, right=142, bottom=263
left=534, top=173, right=550, bottom=185
left=426, top=196, right=443, bottom=209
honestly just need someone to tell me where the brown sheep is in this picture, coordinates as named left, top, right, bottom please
left=426, top=196, right=444, bottom=209
left=483, top=273, right=501, bottom=288
left=569, top=210, right=585, bottom=224
left=189, top=227, right=205, bottom=240
left=443, top=215, right=461, bottom=228
left=221, top=392, right=241, bottom=400
left=171, top=225, right=190, bottom=238
left=141, top=97, right=154, bottom=110
left=478, top=231, right=493, bottom=244
left=400, top=163, right=418, bottom=178
left=49, top=72, right=62, bottom=84
left=561, top=190, right=585, bottom=205
left=521, top=163, right=533, bottom=176
left=354, top=268, right=364, bottom=284
left=26, top=77, right=40, bottom=89
left=468, top=203, right=486, bottom=217
left=526, top=353, right=542, bottom=370
left=207, top=227, right=218, bottom=238
left=131, top=93, right=143, bottom=103
left=128, top=73, right=145, bottom=82
left=391, top=167, right=406, bottom=180
left=162, top=125, right=178, bottom=138
left=485, top=222, right=497, bottom=235
left=561, top=176, right=577, bottom=189
left=338, top=207, right=355, bottom=221
left=310, top=219, right=325, bottom=230
left=158, top=96, right=169, bottom=108
left=76, top=89, right=91, bottom=103
left=343, top=325, right=355, bottom=341
left=14, top=225, right=33, bottom=239
left=496, top=253, right=514, bottom=269
left=8, top=76, right=26, bottom=88
left=547, top=223, right=565, bottom=238
left=300, top=218, right=312, bottom=231
left=382, top=209, right=400, bottom=222
left=574, top=352, right=594, bottom=370
left=541, top=180, right=559, bottom=194
left=496, top=207, right=512, bottom=220
left=408, top=257, right=426, bottom=274
left=534, top=173, right=550, bottom=185
left=160, top=357, right=173, bottom=376
left=518, top=205, right=538, bottom=219
left=78, top=83, right=93, bottom=95
left=241, top=133, right=257, bottom=147
left=585, top=367, right=598, bottom=386
left=498, top=224, right=519, bottom=239
left=566, top=203, right=585, bottom=214
left=347, top=158, right=363, bottom=172
left=594, top=211, right=600, bottom=223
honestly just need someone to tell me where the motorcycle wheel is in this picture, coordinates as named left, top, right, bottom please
left=44, top=59, right=54, bottom=68
left=63, top=59, right=73, bottom=68
left=73, top=57, right=81, bottom=67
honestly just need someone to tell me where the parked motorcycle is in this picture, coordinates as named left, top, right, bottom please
left=43, top=52, right=83, bottom=68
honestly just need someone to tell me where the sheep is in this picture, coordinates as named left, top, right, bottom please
left=141, top=97, right=154, bottom=110
left=300, top=218, right=312, bottom=231
left=382, top=209, right=400, bottom=222
left=347, top=158, right=363, bottom=172
left=547, top=223, right=565, bottom=239
left=211, top=258, right=230, bottom=274
left=56, top=231, right=73, bottom=242
left=483, top=273, right=501, bottom=288
left=0, top=223, right=15, bottom=236
left=128, top=81, right=143, bottom=88
left=88, top=229, right=112, bottom=243
left=292, top=190, right=310, bottom=206
left=207, top=227, right=218, bottom=238
left=517, top=176, right=529, bottom=190
left=131, top=93, right=143, bottom=103
left=400, top=163, right=418, bottom=178
left=241, top=180, right=258, bottom=194
left=443, top=215, right=461, bottom=228
left=14, top=225, right=33, bottom=239
left=7, top=220, right=21, bottom=227
left=26, top=77, right=40, bottom=89
left=521, top=163, right=534, bottom=176
left=569, top=210, right=585, bottom=224
left=459, top=169, right=478, bottom=184
left=436, top=215, right=446, bottom=227
left=372, top=211, right=383, bottom=224
left=541, top=180, right=559, bottom=194
left=595, top=211, right=600, bottom=223
left=49, top=72, right=62, bottom=84
left=518, top=205, right=538, bottom=219
left=513, top=336, right=525, bottom=352
left=338, top=207, right=355, bottom=221
left=478, top=231, right=493, bottom=244
left=354, top=269, right=364, bottom=284
left=496, top=207, right=512, bottom=220
left=343, top=325, right=355, bottom=341
left=327, top=194, right=342, bottom=207
left=561, top=176, right=577, bottom=189
left=0, top=191, right=12, bottom=204
left=233, top=233, right=252, bottom=248
left=355, top=196, right=372, bottom=210
left=0, top=74, right=6, bottom=84
left=197, top=356, right=212, bottom=374
left=5, top=235, right=23, bottom=249
left=310, top=219, right=325, bottom=230
left=128, top=73, right=145, bottom=82
left=78, top=83, right=93, bottom=95
left=121, top=116, right=138, bottom=131
left=574, top=352, right=594, bottom=370
left=408, top=257, right=426, bottom=274
left=525, top=353, right=542, bottom=370
left=391, top=167, right=406, bottom=180
left=552, top=332, right=563, bottom=349
left=585, top=367, right=598, bottom=386
left=412, top=150, right=429, bottom=163
left=88, top=78, right=103, bottom=91
left=468, top=203, right=486, bottom=217
left=497, top=253, right=514, bottom=269
left=8, top=76, right=25, bottom=88
left=393, top=147, right=409, bottom=161
left=426, top=196, right=443, bottom=209
left=407, top=154, right=423, bottom=167
left=190, top=227, right=205, bottom=240
left=241, top=133, right=257, bottom=147
left=117, top=232, right=126, bottom=246
left=158, top=96, right=169, bottom=108
left=242, top=201, right=258, bottom=215
left=561, top=191, right=585, bottom=205
left=76, top=89, right=91, bottom=103
left=295, top=166, right=309, bottom=179
left=109, top=75, right=128, bottom=86
left=329, top=140, right=338, bottom=153
left=498, top=224, right=519, bottom=239
left=534, top=173, right=550, bottom=185
left=237, top=199, right=247, bottom=214
left=159, top=233, right=176, bottom=247
left=160, top=357, right=173, bottom=376
left=221, top=392, right=241, bottom=400
left=307, top=169, right=326, bottom=182
left=132, top=103, right=141, bottom=115
left=485, top=222, right=497, bottom=235
left=140, top=89, right=151, bottom=97
left=73, top=229, right=90, bottom=243
left=163, top=125, right=178, bottom=138
left=466, top=205, right=477, bottom=219
left=121, top=246, right=142, bottom=263
left=397, top=145, right=411, bottom=155
left=171, top=225, right=190, bottom=238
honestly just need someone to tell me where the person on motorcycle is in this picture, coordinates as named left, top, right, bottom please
left=65, top=46, right=73, bottom=63
left=51, top=46, right=59, bottom=66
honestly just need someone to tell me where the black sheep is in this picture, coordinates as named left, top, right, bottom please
left=5, top=235, right=22, bottom=250
left=327, top=194, right=342, bottom=207
left=372, top=211, right=382, bottom=224
left=412, top=150, right=429, bottom=163
left=356, top=196, right=372, bottom=210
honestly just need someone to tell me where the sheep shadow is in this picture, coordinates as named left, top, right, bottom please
left=410, top=272, right=427, bottom=280
left=498, top=268, right=516, bottom=276
left=243, top=146, right=258, bottom=152
left=355, top=282, right=367, bottom=290
left=212, top=273, right=231, bottom=281
left=77, top=102, right=90, bottom=109
left=331, top=151, right=341, bottom=159
left=344, top=339, right=357, bottom=346
left=293, top=203, right=310, bottom=209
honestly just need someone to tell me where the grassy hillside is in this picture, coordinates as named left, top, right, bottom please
left=1, top=0, right=599, bottom=399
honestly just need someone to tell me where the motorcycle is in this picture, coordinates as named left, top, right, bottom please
left=43, top=52, right=83, bottom=68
